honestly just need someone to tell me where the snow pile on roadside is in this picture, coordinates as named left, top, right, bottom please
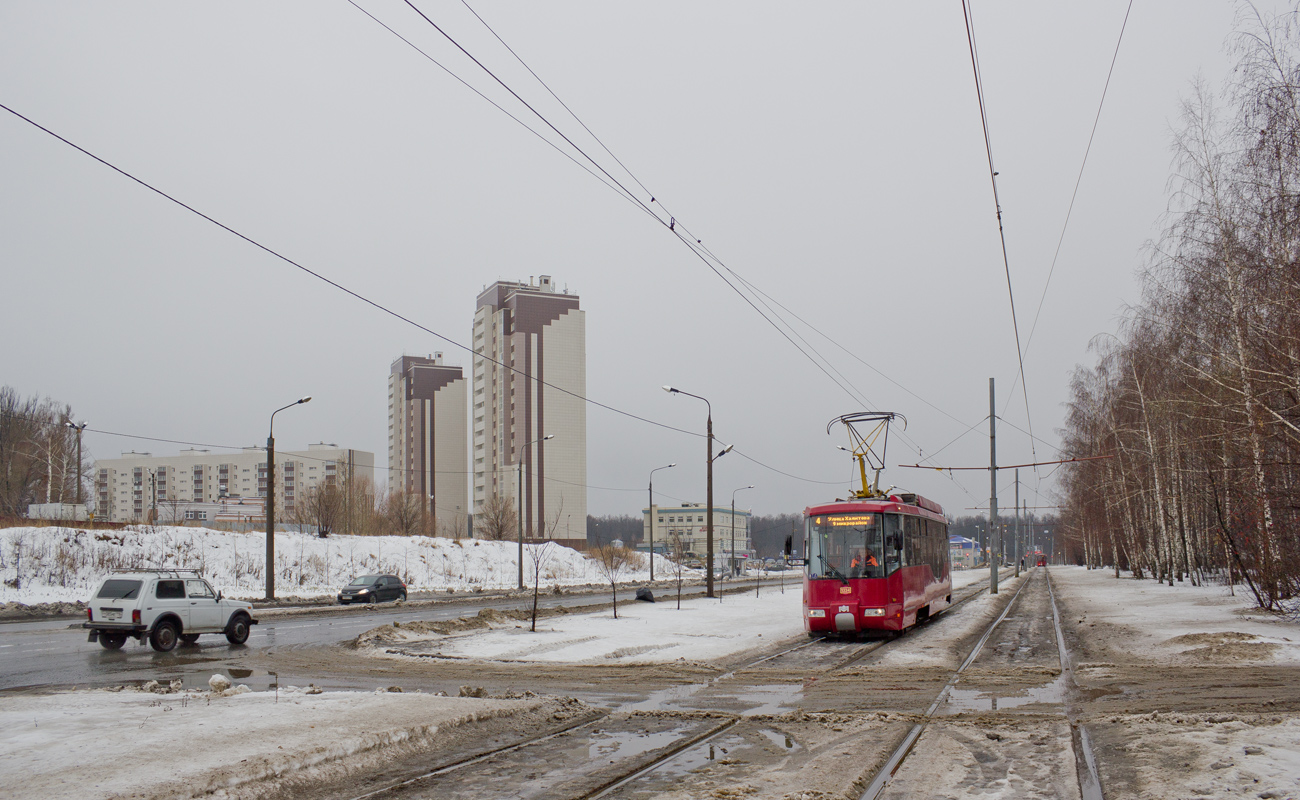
left=0, top=682, right=545, bottom=800
left=0, top=525, right=684, bottom=604
left=1050, top=566, right=1300, bottom=664
left=369, top=584, right=807, bottom=665
left=1106, top=713, right=1300, bottom=800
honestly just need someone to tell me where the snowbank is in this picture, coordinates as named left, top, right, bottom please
left=0, top=525, right=682, bottom=604
left=0, top=683, right=544, bottom=800
left=366, top=585, right=807, bottom=665
left=1050, top=566, right=1300, bottom=664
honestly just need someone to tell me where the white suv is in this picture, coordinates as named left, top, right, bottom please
left=84, top=570, right=258, bottom=652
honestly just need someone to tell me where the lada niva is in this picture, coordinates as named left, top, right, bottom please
left=85, top=569, right=257, bottom=652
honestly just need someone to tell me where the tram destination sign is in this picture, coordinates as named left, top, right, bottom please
left=819, top=514, right=875, bottom=527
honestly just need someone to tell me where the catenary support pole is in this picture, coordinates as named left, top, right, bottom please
left=1014, top=468, right=1021, bottom=577
left=989, top=378, right=999, bottom=595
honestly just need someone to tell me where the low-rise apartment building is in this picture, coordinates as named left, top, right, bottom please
left=93, top=443, right=374, bottom=523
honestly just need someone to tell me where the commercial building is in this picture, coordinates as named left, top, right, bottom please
left=388, top=353, right=468, bottom=535
left=93, top=444, right=374, bottom=524
left=472, top=275, right=586, bottom=548
left=642, top=502, right=752, bottom=572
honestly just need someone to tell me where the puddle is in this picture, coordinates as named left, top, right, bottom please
left=942, top=674, right=1067, bottom=714
left=759, top=728, right=802, bottom=751
left=652, top=733, right=748, bottom=778
left=589, top=729, right=684, bottom=761
left=624, top=681, right=712, bottom=712
left=736, top=684, right=803, bottom=716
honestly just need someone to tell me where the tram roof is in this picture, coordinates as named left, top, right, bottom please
left=804, top=493, right=945, bottom=521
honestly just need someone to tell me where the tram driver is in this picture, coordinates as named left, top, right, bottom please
left=849, top=548, right=878, bottom=578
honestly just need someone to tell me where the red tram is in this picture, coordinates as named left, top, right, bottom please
left=802, top=492, right=952, bottom=636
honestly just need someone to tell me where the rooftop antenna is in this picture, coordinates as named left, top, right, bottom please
left=828, top=411, right=906, bottom=499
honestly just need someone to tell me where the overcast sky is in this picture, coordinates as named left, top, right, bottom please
left=0, top=2, right=1275, bottom=519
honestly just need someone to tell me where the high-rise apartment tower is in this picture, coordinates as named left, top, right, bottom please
left=473, top=276, right=586, bottom=546
left=388, top=353, right=468, bottom=535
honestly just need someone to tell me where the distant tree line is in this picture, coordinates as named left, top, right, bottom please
left=1058, top=8, right=1300, bottom=608
left=0, top=386, right=87, bottom=517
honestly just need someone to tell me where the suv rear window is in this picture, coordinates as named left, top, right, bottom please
left=156, top=580, right=185, bottom=599
left=96, top=579, right=143, bottom=600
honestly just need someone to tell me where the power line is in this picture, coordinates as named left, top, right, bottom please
left=451, top=1, right=975, bottom=445
left=383, top=2, right=969, bottom=481
left=1018, top=0, right=1135, bottom=386
left=960, top=0, right=1038, bottom=469
left=342, top=0, right=658, bottom=226
left=0, top=101, right=703, bottom=443
left=398, top=0, right=659, bottom=222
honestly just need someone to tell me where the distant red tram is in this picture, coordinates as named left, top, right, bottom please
left=801, top=493, right=952, bottom=636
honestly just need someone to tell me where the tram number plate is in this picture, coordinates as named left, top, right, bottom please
left=839, top=586, right=852, bottom=595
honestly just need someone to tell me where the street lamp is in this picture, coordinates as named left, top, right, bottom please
left=266, top=396, right=311, bottom=601
left=663, top=385, right=731, bottom=598
left=731, top=485, right=754, bottom=582
left=65, top=421, right=87, bottom=509
left=518, top=433, right=554, bottom=590
left=648, top=462, right=676, bottom=581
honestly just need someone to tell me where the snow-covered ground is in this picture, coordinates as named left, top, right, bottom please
left=0, top=683, right=542, bottom=800
left=361, top=567, right=994, bottom=666
left=0, top=524, right=688, bottom=605
left=1051, top=565, right=1300, bottom=664
left=1052, top=567, right=1300, bottom=800
left=367, top=581, right=807, bottom=664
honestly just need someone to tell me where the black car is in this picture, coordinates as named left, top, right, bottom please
left=337, top=574, right=407, bottom=604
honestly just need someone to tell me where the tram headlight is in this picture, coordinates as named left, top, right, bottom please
left=862, top=608, right=886, bottom=617
left=807, top=609, right=825, bottom=618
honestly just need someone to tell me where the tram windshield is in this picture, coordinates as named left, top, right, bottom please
left=807, top=513, right=884, bottom=581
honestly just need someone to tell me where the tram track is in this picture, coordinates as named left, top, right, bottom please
left=308, top=569, right=1022, bottom=800
left=857, top=567, right=1105, bottom=800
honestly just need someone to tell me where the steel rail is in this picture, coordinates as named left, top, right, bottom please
left=858, top=569, right=1035, bottom=800
left=1047, top=568, right=1105, bottom=800
left=339, top=568, right=1015, bottom=800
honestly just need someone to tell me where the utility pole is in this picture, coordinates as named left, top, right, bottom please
left=1014, top=468, right=1020, bottom=577
left=65, top=421, right=87, bottom=509
left=989, top=378, right=999, bottom=595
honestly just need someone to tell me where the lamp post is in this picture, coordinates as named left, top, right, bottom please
left=266, top=396, right=311, bottom=601
left=518, top=433, right=554, bottom=590
left=663, top=386, right=731, bottom=598
left=64, top=421, right=87, bottom=509
left=731, top=485, right=754, bottom=582
left=648, top=463, right=676, bottom=581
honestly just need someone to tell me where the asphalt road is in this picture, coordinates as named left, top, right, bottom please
left=0, top=580, right=768, bottom=693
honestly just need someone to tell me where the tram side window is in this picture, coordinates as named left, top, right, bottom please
left=883, top=514, right=903, bottom=574
left=920, top=519, right=949, bottom=581
left=937, top=521, right=950, bottom=579
left=904, top=515, right=923, bottom=570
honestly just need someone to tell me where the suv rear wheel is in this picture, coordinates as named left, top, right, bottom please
left=226, top=614, right=251, bottom=645
left=99, top=632, right=127, bottom=650
left=150, top=620, right=179, bottom=652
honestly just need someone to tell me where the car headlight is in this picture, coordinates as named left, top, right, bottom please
left=357, top=589, right=369, bottom=594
